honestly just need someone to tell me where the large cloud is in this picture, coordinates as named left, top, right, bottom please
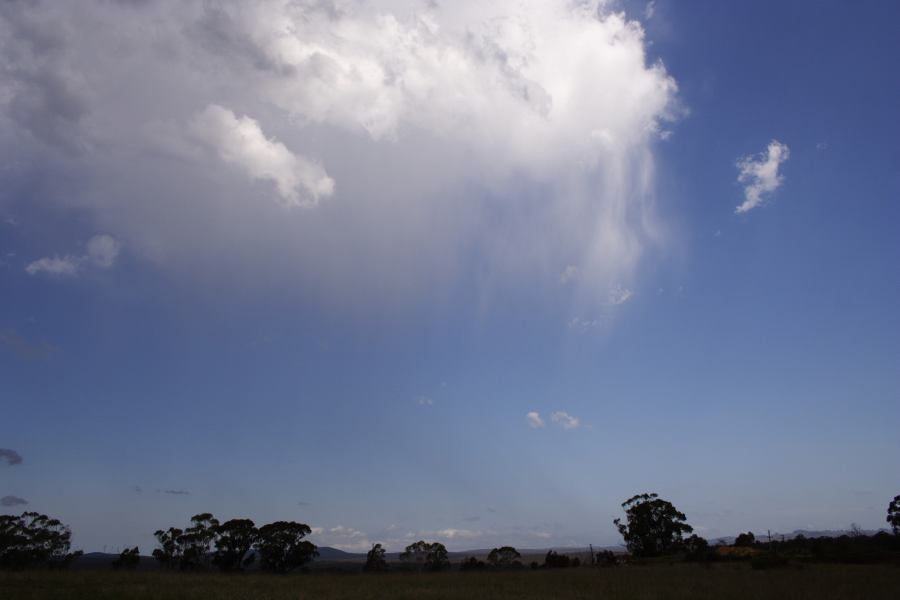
left=0, top=0, right=677, bottom=312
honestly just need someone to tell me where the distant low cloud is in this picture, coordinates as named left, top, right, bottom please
left=1, top=495, right=28, bottom=507
left=526, top=411, right=545, bottom=429
left=735, top=140, right=790, bottom=214
left=162, top=489, right=190, bottom=496
left=551, top=411, right=580, bottom=430
left=298, top=500, right=312, bottom=507
left=311, top=525, right=373, bottom=552
left=0, top=448, right=23, bottom=466
left=415, top=396, right=434, bottom=406
left=190, top=104, right=335, bottom=209
left=25, top=234, right=121, bottom=277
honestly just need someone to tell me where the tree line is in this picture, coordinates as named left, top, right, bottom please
left=3, top=493, right=900, bottom=571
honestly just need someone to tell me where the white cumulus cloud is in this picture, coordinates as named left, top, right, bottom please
left=190, top=104, right=334, bottom=208
left=526, top=411, right=545, bottom=429
left=26, top=234, right=121, bottom=277
left=735, top=140, right=790, bottom=214
left=551, top=411, right=580, bottom=429
left=1, top=0, right=679, bottom=311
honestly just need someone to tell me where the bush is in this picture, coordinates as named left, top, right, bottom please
left=595, top=550, right=618, bottom=567
left=459, top=556, right=487, bottom=571
left=111, top=547, right=140, bottom=570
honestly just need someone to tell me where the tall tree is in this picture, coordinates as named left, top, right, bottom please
left=151, top=527, right=184, bottom=569
left=212, top=519, right=258, bottom=572
left=255, top=521, right=318, bottom=573
left=614, top=493, right=693, bottom=557
left=363, top=543, right=388, bottom=572
left=179, top=513, right=219, bottom=570
left=888, top=495, right=900, bottom=535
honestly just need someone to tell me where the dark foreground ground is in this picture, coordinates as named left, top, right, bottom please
left=2, top=564, right=899, bottom=600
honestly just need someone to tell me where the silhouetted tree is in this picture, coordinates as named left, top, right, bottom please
left=887, top=495, right=900, bottom=535
left=683, top=534, right=711, bottom=561
left=363, top=543, right=388, bottom=572
left=399, top=540, right=449, bottom=571
left=112, top=546, right=140, bottom=570
left=212, top=519, right=258, bottom=572
left=179, top=513, right=219, bottom=570
left=543, top=550, right=571, bottom=568
left=613, top=493, right=693, bottom=557
left=735, top=531, right=756, bottom=547
left=0, top=512, right=82, bottom=570
left=255, top=521, right=318, bottom=573
left=151, top=527, right=184, bottom=569
left=487, top=545, right=522, bottom=568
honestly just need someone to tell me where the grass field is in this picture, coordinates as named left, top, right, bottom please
left=2, top=564, right=899, bottom=600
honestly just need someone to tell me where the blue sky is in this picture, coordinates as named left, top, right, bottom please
left=1, top=0, right=898, bottom=553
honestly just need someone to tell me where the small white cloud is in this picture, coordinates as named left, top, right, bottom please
left=551, top=411, right=580, bottom=430
left=568, top=316, right=606, bottom=333
left=85, top=234, right=121, bottom=268
left=714, top=229, right=722, bottom=237
left=735, top=140, right=790, bottom=214
left=526, top=411, right=545, bottom=429
left=559, top=265, right=579, bottom=285
left=25, top=234, right=121, bottom=277
left=645, top=1, right=656, bottom=20
left=25, top=255, right=81, bottom=276
left=415, top=395, right=433, bottom=406
left=816, top=141, right=828, bottom=151
left=190, top=104, right=334, bottom=208
left=609, top=285, right=633, bottom=305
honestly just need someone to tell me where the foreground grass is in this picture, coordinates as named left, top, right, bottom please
left=2, top=564, right=899, bottom=600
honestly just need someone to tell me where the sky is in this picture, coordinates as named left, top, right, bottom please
left=1, top=0, right=899, bottom=554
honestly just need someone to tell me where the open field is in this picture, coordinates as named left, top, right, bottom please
left=3, top=564, right=899, bottom=600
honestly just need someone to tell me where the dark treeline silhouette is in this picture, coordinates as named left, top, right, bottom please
left=0, top=512, right=82, bottom=569
left=398, top=540, right=450, bottom=571
left=3, top=492, right=900, bottom=573
left=151, top=513, right=317, bottom=573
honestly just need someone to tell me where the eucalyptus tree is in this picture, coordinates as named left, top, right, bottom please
left=212, top=519, right=258, bottom=572
left=255, top=521, right=318, bottom=573
left=613, top=493, right=694, bottom=557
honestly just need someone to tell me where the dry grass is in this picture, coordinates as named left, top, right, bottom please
left=2, top=563, right=899, bottom=600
